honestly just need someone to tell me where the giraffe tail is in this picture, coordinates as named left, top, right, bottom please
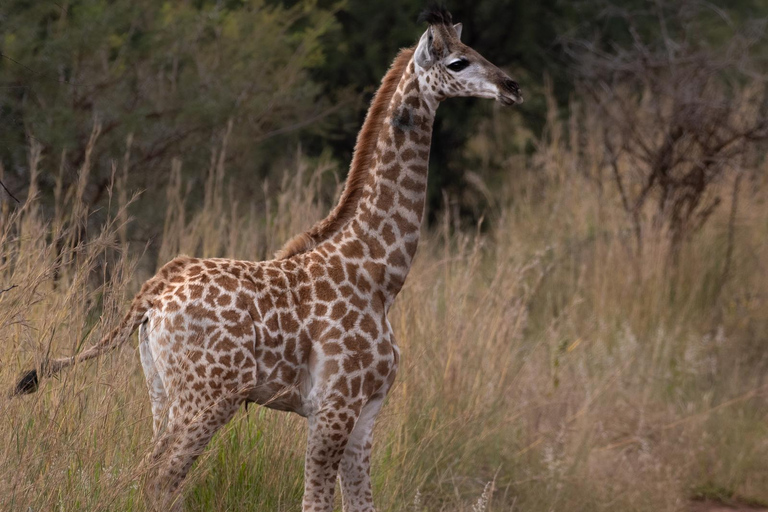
left=12, top=282, right=159, bottom=397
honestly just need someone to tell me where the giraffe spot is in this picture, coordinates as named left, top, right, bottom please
left=221, top=309, right=240, bottom=323
left=328, top=260, right=345, bottom=284
left=284, top=338, right=298, bottom=364
left=399, top=194, right=424, bottom=214
left=274, top=293, right=289, bottom=309
left=236, top=292, right=260, bottom=321
left=376, top=360, right=390, bottom=376
left=298, top=285, right=312, bottom=303
left=331, top=302, right=347, bottom=320
left=257, top=294, right=274, bottom=312
left=341, top=310, right=359, bottom=330
left=323, top=342, right=342, bottom=355
left=405, top=240, right=418, bottom=257
left=387, top=249, right=407, bottom=268
left=377, top=341, right=392, bottom=355
left=216, top=337, right=237, bottom=352
left=363, top=371, right=380, bottom=397
left=225, top=321, right=249, bottom=338
left=297, top=303, right=312, bottom=319
left=376, top=184, right=395, bottom=213
left=357, top=276, right=372, bottom=293
left=401, top=175, right=422, bottom=193
left=405, top=95, right=421, bottom=109
left=367, top=211, right=384, bottom=230
left=360, top=351, right=374, bottom=367
left=264, top=312, right=279, bottom=331
left=343, top=334, right=370, bottom=352
left=367, top=237, right=386, bottom=260
left=281, top=364, right=297, bottom=382
left=279, top=312, right=299, bottom=333
left=298, top=330, right=312, bottom=359
left=242, top=279, right=259, bottom=293
left=264, top=331, right=282, bottom=348
left=381, top=224, right=396, bottom=245
left=350, top=294, right=369, bottom=311
left=313, top=303, right=328, bottom=317
left=393, top=212, right=418, bottom=234
left=189, top=284, right=204, bottom=300
left=186, top=303, right=218, bottom=322
left=349, top=375, right=362, bottom=395
left=263, top=351, right=280, bottom=368
left=334, top=377, right=350, bottom=396
left=325, top=327, right=342, bottom=340
left=322, top=360, right=339, bottom=379
left=315, top=280, right=337, bottom=302
left=340, top=240, right=365, bottom=259
left=204, top=287, right=220, bottom=307
left=216, top=294, right=231, bottom=307
left=309, top=264, right=325, bottom=278
left=308, top=319, right=329, bottom=338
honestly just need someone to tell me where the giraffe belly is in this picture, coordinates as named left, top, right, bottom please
left=245, top=372, right=311, bottom=416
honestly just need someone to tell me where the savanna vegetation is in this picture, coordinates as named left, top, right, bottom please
left=2, top=0, right=768, bottom=511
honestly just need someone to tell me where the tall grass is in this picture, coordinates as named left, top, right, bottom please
left=2, top=99, right=768, bottom=511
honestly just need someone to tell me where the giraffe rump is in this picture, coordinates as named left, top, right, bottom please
left=274, top=48, right=415, bottom=260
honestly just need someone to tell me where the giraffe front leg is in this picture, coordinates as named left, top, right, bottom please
left=339, top=394, right=385, bottom=512
left=303, top=400, right=360, bottom=512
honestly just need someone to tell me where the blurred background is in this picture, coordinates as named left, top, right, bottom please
left=2, top=1, right=768, bottom=511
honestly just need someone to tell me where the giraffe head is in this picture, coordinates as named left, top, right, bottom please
left=414, top=7, right=523, bottom=106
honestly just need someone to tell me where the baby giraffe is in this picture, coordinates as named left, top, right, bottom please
left=15, top=6, right=521, bottom=511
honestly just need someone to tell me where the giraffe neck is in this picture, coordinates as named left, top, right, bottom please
left=325, top=58, right=439, bottom=308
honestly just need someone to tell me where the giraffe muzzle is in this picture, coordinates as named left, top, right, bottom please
left=498, top=78, right=523, bottom=106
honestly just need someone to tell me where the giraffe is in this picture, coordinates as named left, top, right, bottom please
left=13, top=7, right=522, bottom=511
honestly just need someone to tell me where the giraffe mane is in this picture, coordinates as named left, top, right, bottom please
left=275, top=47, right=415, bottom=260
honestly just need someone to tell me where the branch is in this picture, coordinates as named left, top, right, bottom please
left=0, top=284, right=18, bottom=296
left=0, top=179, right=20, bottom=203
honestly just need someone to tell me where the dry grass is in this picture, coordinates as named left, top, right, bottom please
left=2, top=99, right=768, bottom=511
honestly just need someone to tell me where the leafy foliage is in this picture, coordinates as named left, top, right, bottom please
left=0, top=0, right=337, bottom=213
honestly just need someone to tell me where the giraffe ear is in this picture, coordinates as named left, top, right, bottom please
left=453, top=23, right=462, bottom=40
left=414, top=26, right=434, bottom=69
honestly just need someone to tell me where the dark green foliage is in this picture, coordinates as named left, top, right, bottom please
left=1, top=0, right=765, bottom=232
left=0, top=0, right=337, bottom=217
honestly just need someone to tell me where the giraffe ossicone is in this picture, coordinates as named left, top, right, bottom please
left=14, top=7, right=521, bottom=511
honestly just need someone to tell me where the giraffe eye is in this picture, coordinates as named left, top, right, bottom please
left=447, top=59, right=469, bottom=72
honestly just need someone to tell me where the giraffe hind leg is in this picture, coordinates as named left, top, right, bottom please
left=142, top=394, right=241, bottom=512
left=139, top=316, right=169, bottom=437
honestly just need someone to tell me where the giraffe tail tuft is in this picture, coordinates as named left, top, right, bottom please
left=13, top=368, right=39, bottom=395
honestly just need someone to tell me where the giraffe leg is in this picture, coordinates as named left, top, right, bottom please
left=142, top=396, right=240, bottom=512
left=302, top=400, right=361, bottom=512
left=139, top=321, right=168, bottom=437
left=339, top=394, right=385, bottom=512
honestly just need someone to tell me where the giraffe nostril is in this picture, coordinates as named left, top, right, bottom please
left=504, top=79, right=521, bottom=95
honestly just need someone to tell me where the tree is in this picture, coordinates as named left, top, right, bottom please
left=0, top=0, right=338, bottom=214
left=567, top=1, right=768, bottom=262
